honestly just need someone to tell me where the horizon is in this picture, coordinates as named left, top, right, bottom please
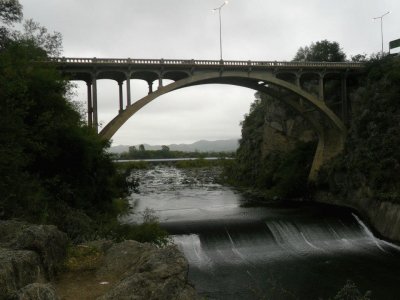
left=111, top=137, right=240, bottom=147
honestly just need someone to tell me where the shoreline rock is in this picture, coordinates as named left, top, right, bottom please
left=0, top=220, right=200, bottom=299
left=0, top=220, right=68, bottom=300
left=96, top=240, right=200, bottom=300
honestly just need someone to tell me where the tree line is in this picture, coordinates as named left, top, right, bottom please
left=0, top=0, right=130, bottom=240
left=117, top=144, right=234, bottom=160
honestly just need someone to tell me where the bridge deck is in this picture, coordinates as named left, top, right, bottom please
left=48, top=57, right=363, bottom=70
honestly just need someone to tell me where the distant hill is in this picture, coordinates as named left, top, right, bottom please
left=109, top=139, right=239, bottom=154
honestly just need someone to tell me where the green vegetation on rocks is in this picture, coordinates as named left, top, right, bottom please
left=317, top=55, right=400, bottom=203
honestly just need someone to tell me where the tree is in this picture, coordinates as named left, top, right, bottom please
left=139, top=144, right=145, bottom=152
left=0, top=1, right=126, bottom=226
left=161, top=145, right=170, bottom=152
left=293, top=40, right=346, bottom=62
left=0, top=0, right=22, bottom=25
left=351, top=53, right=368, bottom=62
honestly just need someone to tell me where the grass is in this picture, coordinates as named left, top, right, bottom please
left=64, top=244, right=104, bottom=272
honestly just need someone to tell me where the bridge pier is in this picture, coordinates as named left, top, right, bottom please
left=92, top=75, right=98, bottom=133
left=341, top=74, right=348, bottom=124
left=147, top=81, right=153, bottom=94
left=318, top=73, right=325, bottom=101
left=86, top=81, right=93, bottom=127
left=126, top=73, right=132, bottom=107
left=118, top=81, right=124, bottom=113
left=295, top=72, right=304, bottom=107
left=309, top=126, right=345, bottom=181
left=158, top=74, right=163, bottom=89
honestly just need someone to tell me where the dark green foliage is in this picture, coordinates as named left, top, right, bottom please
left=90, top=208, right=170, bottom=247
left=318, top=56, right=400, bottom=202
left=119, top=148, right=233, bottom=160
left=232, top=96, right=270, bottom=186
left=175, top=158, right=229, bottom=169
left=0, top=1, right=168, bottom=246
left=261, top=142, right=316, bottom=199
left=293, top=40, right=346, bottom=62
left=0, top=23, right=126, bottom=228
left=333, top=280, right=371, bottom=300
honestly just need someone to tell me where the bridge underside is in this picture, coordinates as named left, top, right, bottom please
left=98, top=71, right=346, bottom=181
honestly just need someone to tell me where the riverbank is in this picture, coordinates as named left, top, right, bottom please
left=0, top=220, right=200, bottom=300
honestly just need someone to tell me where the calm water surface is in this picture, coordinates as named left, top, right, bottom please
left=121, top=166, right=400, bottom=300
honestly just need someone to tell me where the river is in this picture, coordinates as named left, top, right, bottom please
left=121, top=165, right=400, bottom=300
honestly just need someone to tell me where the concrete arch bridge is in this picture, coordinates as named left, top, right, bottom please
left=49, top=57, right=364, bottom=180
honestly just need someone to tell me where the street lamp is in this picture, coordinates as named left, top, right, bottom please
left=212, top=0, right=229, bottom=60
left=373, top=11, right=390, bottom=56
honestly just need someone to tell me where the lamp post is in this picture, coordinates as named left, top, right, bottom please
left=373, top=11, right=390, bottom=56
left=212, top=0, right=229, bottom=60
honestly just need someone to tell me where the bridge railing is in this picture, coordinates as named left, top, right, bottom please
left=47, top=57, right=364, bottom=68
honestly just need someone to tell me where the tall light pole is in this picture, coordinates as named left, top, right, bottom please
left=373, top=11, right=390, bottom=56
left=212, top=0, right=229, bottom=61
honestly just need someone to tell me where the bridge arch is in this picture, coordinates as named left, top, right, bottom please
left=100, top=71, right=346, bottom=180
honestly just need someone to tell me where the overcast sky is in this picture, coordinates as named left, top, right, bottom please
left=19, top=0, right=400, bottom=146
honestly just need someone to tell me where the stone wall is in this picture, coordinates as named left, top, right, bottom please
left=314, top=190, right=400, bottom=243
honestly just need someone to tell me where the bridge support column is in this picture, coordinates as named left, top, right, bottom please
left=309, top=126, right=345, bottom=181
left=295, top=72, right=304, bottom=107
left=147, top=81, right=153, bottom=94
left=158, top=75, right=163, bottom=89
left=118, top=81, right=124, bottom=113
left=86, top=81, right=93, bottom=127
left=341, top=75, right=348, bottom=124
left=126, top=73, right=131, bottom=107
left=318, top=73, right=325, bottom=101
left=92, top=75, right=98, bottom=133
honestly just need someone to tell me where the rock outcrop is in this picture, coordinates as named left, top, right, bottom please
left=18, top=283, right=59, bottom=300
left=96, top=240, right=200, bottom=300
left=0, top=220, right=67, bottom=300
left=0, top=221, right=200, bottom=299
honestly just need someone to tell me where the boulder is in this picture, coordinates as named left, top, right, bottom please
left=0, top=248, right=43, bottom=299
left=18, top=283, right=59, bottom=300
left=97, top=241, right=200, bottom=300
left=0, top=220, right=28, bottom=248
left=0, top=220, right=68, bottom=299
left=2, top=221, right=69, bottom=279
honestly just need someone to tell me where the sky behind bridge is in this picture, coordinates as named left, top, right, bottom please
left=19, top=0, right=400, bottom=146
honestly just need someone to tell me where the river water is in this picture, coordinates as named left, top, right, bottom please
left=121, top=166, right=400, bottom=300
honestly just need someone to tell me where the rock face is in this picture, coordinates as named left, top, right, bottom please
left=260, top=93, right=315, bottom=159
left=18, top=283, right=59, bottom=300
left=0, top=248, right=43, bottom=299
left=0, top=220, right=68, bottom=300
left=11, top=224, right=69, bottom=279
left=97, top=240, right=200, bottom=300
